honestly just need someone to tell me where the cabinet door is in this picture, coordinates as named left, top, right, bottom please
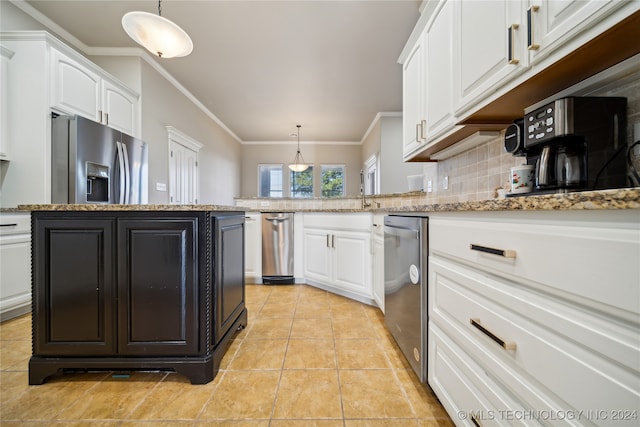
left=402, top=33, right=425, bottom=160
left=303, top=228, right=332, bottom=284
left=425, top=0, right=454, bottom=139
left=454, top=0, right=527, bottom=115
left=101, top=79, right=137, bottom=136
left=213, top=215, right=246, bottom=344
left=50, top=49, right=100, bottom=121
left=243, top=213, right=262, bottom=281
left=372, top=232, right=384, bottom=312
left=527, top=0, right=618, bottom=65
left=0, top=45, right=13, bottom=160
left=332, top=230, right=372, bottom=297
left=32, top=217, right=116, bottom=356
left=0, top=214, right=31, bottom=320
left=117, top=217, right=198, bottom=355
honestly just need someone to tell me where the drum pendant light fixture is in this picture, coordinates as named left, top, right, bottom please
left=122, top=0, right=193, bottom=58
left=289, top=125, right=309, bottom=172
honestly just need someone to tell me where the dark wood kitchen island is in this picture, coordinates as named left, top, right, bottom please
left=22, top=205, right=247, bottom=385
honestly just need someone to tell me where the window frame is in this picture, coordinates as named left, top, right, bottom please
left=257, top=164, right=284, bottom=198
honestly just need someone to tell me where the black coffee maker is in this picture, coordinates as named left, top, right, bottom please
left=519, top=96, right=627, bottom=193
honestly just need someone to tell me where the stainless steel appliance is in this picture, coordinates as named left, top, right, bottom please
left=384, top=214, right=428, bottom=383
left=261, top=212, right=294, bottom=284
left=52, top=114, right=148, bottom=204
left=519, top=96, right=627, bottom=193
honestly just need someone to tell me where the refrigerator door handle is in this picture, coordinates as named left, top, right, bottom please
left=116, top=141, right=127, bottom=204
left=121, top=143, right=131, bottom=204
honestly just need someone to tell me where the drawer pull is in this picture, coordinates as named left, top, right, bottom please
left=471, top=414, right=482, bottom=427
left=470, top=244, right=516, bottom=258
left=0, top=223, right=18, bottom=227
left=470, top=318, right=517, bottom=351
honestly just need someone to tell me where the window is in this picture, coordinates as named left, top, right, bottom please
left=258, top=164, right=283, bottom=197
left=321, top=165, right=345, bottom=198
left=290, top=166, right=313, bottom=198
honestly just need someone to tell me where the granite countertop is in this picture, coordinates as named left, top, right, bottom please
left=8, top=187, right=640, bottom=213
left=385, top=187, right=640, bottom=213
left=12, top=204, right=243, bottom=212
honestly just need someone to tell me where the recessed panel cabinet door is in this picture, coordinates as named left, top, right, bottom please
left=33, top=218, right=116, bottom=355
left=213, top=215, right=246, bottom=344
left=117, top=218, right=199, bottom=355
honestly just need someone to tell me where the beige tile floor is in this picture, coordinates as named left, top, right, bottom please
left=0, top=284, right=453, bottom=426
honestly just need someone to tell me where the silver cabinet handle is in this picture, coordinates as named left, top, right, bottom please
left=507, top=24, right=520, bottom=64
left=415, top=123, right=421, bottom=143
left=470, top=318, right=517, bottom=351
left=326, top=234, right=331, bottom=248
left=104, top=112, right=109, bottom=125
left=470, top=244, right=516, bottom=258
left=331, top=234, right=335, bottom=249
left=420, top=119, right=427, bottom=140
left=527, top=5, right=540, bottom=51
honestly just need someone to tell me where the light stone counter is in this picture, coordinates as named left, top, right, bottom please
left=12, top=187, right=640, bottom=213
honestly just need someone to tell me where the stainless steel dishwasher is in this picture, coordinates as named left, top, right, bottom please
left=384, top=214, right=428, bottom=383
left=261, top=212, right=294, bottom=284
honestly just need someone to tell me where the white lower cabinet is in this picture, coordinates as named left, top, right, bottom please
left=0, top=213, right=31, bottom=321
left=371, top=214, right=385, bottom=312
left=302, top=213, right=373, bottom=304
left=244, top=213, right=261, bottom=283
left=428, top=210, right=640, bottom=427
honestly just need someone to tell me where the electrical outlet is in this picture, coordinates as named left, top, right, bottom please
left=443, top=176, right=449, bottom=190
left=427, top=180, right=433, bottom=193
left=260, top=201, right=270, bottom=207
left=155, top=182, right=167, bottom=192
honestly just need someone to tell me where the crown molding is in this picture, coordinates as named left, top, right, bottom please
left=360, top=112, right=402, bottom=143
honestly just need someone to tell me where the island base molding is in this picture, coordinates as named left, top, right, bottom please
left=29, top=308, right=247, bottom=385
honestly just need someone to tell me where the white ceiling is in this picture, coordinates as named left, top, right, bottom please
left=22, top=0, right=420, bottom=143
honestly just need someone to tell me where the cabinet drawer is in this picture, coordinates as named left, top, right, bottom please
left=303, top=213, right=371, bottom=232
left=429, top=213, right=640, bottom=316
left=429, top=323, right=537, bottom=427
left=0, top=213, right=30, bottom=235
left=430, top=256, right=640, bottom=423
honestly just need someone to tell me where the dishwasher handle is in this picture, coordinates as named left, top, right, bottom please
left=265, top=216, right=290, bottom=222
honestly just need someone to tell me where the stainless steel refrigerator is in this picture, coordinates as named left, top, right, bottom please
left=52, top=114, right=148, bottom=204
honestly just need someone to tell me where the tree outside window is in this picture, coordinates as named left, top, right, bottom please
left=321, top=165, right=345, bottom=198
left=290, top=167, right=313, bottom=198
left=258, top=164, right=283, bottom=197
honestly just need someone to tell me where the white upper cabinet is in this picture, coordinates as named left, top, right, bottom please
left=0, top=44, right=14, bottom=161
left=399, top=0, right=639, bottom=161
left=50, top=48, right=101, bottom=121
left=101, top=79, right=138, bottom=135
left=51, top=48, right=139, bottom=136
left=454, top=0, right=527, bottom=115
left=402, top=36, right=425, bottom=159
left=425, top=0, right=454, bottom=140
left=526, top=0, right=621, bottom=65
left=402, top=0, right=455, bottom=160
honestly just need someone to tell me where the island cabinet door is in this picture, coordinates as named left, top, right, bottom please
left=32, top=217, right=116, bottom=356
left=116, top=217, right=199, bottom=356
left=213, top=215, right=245, bottom=345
